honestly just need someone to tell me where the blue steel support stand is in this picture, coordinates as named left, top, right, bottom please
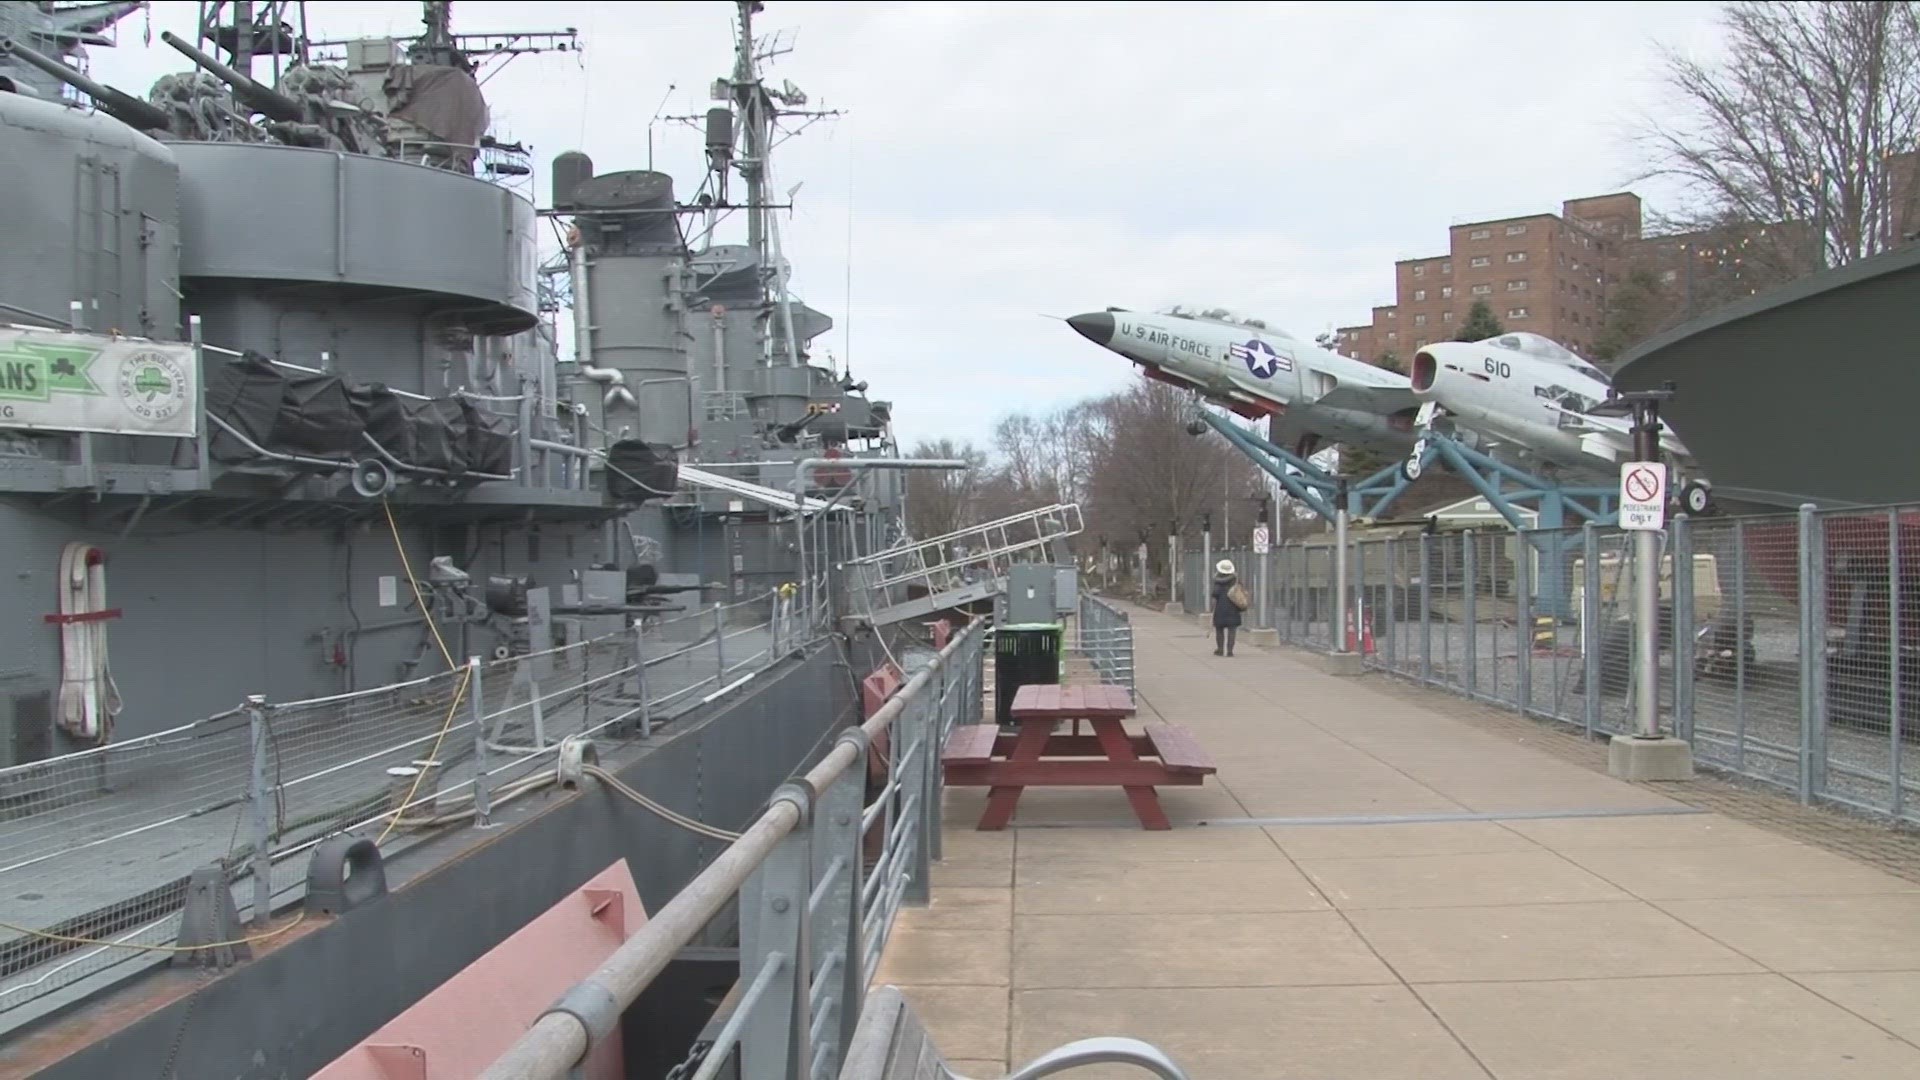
left=1193, top=409, right=1622, bottom=620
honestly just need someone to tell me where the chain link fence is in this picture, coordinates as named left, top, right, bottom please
left=0, top=586, right=817, bottom=1017
left=1201, top=507, right=1920, bottom=828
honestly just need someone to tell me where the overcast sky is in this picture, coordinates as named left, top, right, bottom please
left=89, top=0, right=1728, bottom=451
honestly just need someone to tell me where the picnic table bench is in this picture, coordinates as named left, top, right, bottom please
left=940, top=683, right=1216, bottom=831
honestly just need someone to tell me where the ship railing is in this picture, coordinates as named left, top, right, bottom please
left=478, top=619, right=989, bottom=1080
left=0, top=585, right=824, bottom=1022
left=1214, top=502, right=1920, bottom=828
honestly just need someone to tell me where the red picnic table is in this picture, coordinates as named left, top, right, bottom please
left=940, top=683, right=1217, bottom=831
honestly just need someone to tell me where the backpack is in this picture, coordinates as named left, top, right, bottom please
left=1227, top=581, right=1250, bottom=610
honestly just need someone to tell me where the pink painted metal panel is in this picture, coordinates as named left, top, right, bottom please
left=312, top=859, right=645, bottom=1080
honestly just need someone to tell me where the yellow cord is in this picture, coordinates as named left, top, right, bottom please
left=375, top=496, right=469, bottom=846
left=0, top=910, right=307, bottom=953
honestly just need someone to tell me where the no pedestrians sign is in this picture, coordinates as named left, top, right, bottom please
left=1619, top=462, right=1668, bottom=531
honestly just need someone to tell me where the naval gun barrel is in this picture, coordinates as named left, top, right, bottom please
left=0, top=37, right=172, bottom=131
left=159, top=30, right=303, bottom=123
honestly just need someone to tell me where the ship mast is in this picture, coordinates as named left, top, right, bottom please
left=680, top=1, right=839, bottom=370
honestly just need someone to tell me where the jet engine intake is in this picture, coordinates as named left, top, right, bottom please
left=1410, top=350, right=1440, bottom=394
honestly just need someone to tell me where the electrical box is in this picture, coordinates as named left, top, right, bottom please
left=1053, top=565, right=1079, bottom=614
left=1005, top=564, right=1057, bottom=625
left=0, top=672, right=54, bottom=769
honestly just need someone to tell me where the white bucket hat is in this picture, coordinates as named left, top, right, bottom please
left=1215, top=559, right=1235, bottom=575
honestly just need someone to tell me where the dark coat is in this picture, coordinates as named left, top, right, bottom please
left=1211, top=574, right=1243, bottom=628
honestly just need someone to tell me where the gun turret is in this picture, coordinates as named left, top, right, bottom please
left=0, top=37, right=171, bottom=131
left=159, top=30, right=302, bottom=123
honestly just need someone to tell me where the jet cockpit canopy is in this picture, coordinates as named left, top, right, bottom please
left=1158, top=304, right=1295, bottom=339
left=1485, top=332, right=1608, bottom=383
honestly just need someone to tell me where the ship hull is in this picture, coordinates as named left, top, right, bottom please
left=4, top=638, right=868, bottom=1079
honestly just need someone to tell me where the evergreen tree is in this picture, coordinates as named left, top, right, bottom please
left=1593, top=265, right=1676, bottom=364
left=1454, top=300, right=1504, bottom=342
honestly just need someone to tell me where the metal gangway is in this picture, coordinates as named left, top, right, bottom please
left=678, top=463, right=846, bottom=515
left=846, top=504, right=1083, bottom=627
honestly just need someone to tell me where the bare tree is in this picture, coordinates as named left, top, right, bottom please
left=903, top=437, right=988, bottom=545
left=1639, top=1, right=1920, bottom=277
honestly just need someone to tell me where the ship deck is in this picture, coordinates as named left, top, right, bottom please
left=876, top=603, right=1920, bottom=1079
left=0, top=622, right=779, bottom=1025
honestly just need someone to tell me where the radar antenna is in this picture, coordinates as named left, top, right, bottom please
left=669, top=2, right=841, bottom=369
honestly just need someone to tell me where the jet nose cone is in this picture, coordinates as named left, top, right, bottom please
left=1066, top=311, right=1115, bottom=347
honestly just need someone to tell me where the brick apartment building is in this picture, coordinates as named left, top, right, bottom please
left=1336, top=154, right=1920, bottom=367
left=1335, top=193, right=1644, bottom=365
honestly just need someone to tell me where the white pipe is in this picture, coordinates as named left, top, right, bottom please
left=570, top=234, right=594, bottom=371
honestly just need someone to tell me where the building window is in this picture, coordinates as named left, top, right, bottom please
left=1413, top=265, right=1426, bottom=278
left=1505, top=223, right=1527, bottom=236
left=1386, top=310, right=1396, bottom=319
left=1469, top=228, right=1491, bottom=240
left=1507, top=279, right=1528, bottom=291
left=1414, top=314, right=1428, bottom=327
left=1416, top=338, right=1429, bottom=348
left=1471, top=283, right=1492, bottom=295
left=1440, top=285, right=1453, bottom=298
left=1507, top=307, right=1530, bottom=319
left=1661, top=269, right=1678, bottom=283
left=1387, top=331, right=1397, bottom=341
left=1443, top=311, right=1455, bottom=322
left=1506, top=251, right=1527, bottom=263
left=1413, top=289, right=1427, bottom=301
left=1441, top=261, right=1452, bottom=274
left=1470, top=256, right=1490, bottom=268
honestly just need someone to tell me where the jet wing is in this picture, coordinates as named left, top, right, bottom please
left=1543, top=402, right=1693, bottom=458
left=1309, top=375, right=1421, bottom=416
left=1284, top=357, right=1421, bottom=415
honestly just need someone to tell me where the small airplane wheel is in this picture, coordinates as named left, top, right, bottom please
left=1680, top=480, right=1712, bottom=515
left=1400, top=455, right=1424, bottom=482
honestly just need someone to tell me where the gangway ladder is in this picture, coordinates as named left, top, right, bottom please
left=845, top=504, right=1084, bottom=627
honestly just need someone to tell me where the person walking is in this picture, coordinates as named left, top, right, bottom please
left=1211, top=558, right=1245, bottom=656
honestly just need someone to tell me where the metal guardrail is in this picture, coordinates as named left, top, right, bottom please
left=1076, top=593, right=1136, bottom=693
left=0, top=585, right=826, bottom=1017
left=1211, top=503, right=1920, bottom=827
left=479, top=621, right=989, bottom=1080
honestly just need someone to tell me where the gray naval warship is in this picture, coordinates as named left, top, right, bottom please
left=0, top=2, right=1058, bottom=1075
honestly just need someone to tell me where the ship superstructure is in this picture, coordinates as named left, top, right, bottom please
left=0, top=3, right=932, bottom=1072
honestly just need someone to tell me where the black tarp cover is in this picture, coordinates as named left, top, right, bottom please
left=606, top=440, right=678, bottom=504
left=206, top=352, right=363, bottom=463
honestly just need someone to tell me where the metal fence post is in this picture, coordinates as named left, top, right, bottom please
left=632, top=620, right=653, bottom=737
left=1672, top=515, right=1696, bottom=744
left=1516, top=537, right=1533, bottom=715
left=904, top=689, right=935, bottom=907
left=1891, top=507, right=1906, bottom=823
left=468, top=656, right=492, bottom=827
left=1462, top=530, right=1478, bottom=696
left=1417, top=534, right=1433, bottom=683
left=246, top=695, right=273, bottom=927
left=1582, top=523, right=1600, bottom=738
left=1796, top=504, right=1825, bottom=803
left=739, top=783, right=813, bottom=1080
left=1333, top=507, right=1350, bottom=653
left=814, top=731, right=867, bottom=1079
left=715, top=601, right=727, bottom=681
left=926, top=661, right=948, bottom=864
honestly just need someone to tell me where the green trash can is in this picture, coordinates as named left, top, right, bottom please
left=995, top=622, right=1063, bottom=727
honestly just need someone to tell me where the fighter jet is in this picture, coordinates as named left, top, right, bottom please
left=1409, top=331, right=1712, bottom=512
left=1064, top=305, right=1422, bottom=457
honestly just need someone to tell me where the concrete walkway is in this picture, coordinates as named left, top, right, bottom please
left=873, top=604, right=1920, bottom=1079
